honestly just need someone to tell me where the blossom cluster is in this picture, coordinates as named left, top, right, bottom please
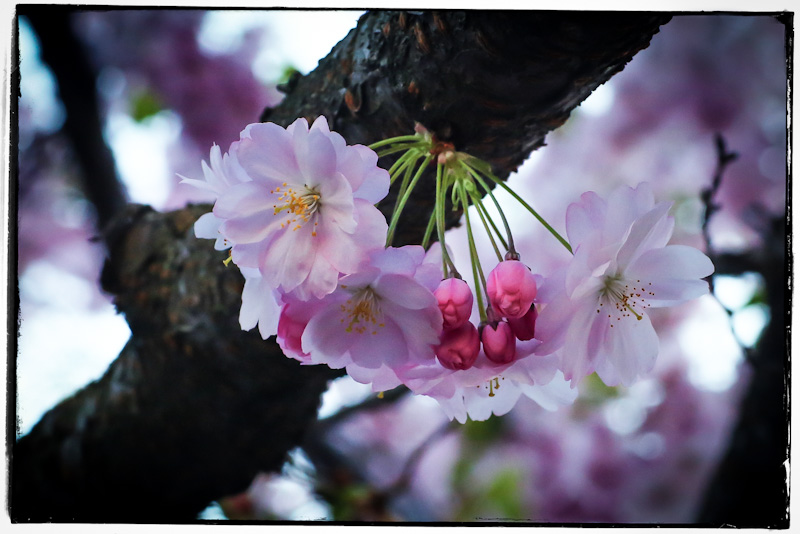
left=183, top=116, right=713, bottom=423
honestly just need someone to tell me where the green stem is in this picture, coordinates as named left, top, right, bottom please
left=435, top=163, right=459, bottom=277
left=486, top=174, right=573, bottom=254
left=421, top=208, right=437, bottom=250
left=377, top=143, right=427, bottom=158
left=391, top=158, right=416, bottom=215
left=368, top=134, right=423, bottom=150
left=386, top=153, right=433, bottom=246
left=387, top=150, right=417, bottom=183
left=470, top=191, right=503, bottom=262
left=472, top=194, right=509, bottom=251
left=458, top=184, right=487, bottom=322
left=465, top=165, right=516, bottom=254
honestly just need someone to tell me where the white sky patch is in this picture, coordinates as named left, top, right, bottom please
left=16, top=293, right=131, bottom=436
left=105, top=110, right=182, bottom=209
left=732, top=304, right=770, bottom=348
left=318, top=375, right=374, bottom=419
left=577, top=82, right=616, bottom=117
left=199, top=10, right=363, bottom=83
left=678, top=296, right=744, bottom=392
left=18, top=17, right=66, bottom=137
left=713, top=272, right=763, bottom=311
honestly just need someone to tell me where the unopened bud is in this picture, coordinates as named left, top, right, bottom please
left=486, top=260, right=538, bottom=319
left=435, top=321, right=480, bottom=370
left=508, top=304, right=537, bottom=341
left=434, top=278, right=474, bottom=330
left=481, top=321, right=516, bottom=364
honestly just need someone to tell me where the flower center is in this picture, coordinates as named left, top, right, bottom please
left=597, top=275, right=656, bottom=327
left=271, top=183, right=321, bottom=236
left=339, top=287, right=385, bottom=335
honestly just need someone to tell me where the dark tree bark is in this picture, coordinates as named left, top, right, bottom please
left=23, top=9, right=127, bottom=229
left=11, top=9, right=669, bottom=522
left=696, top=217, right=789, bottom=528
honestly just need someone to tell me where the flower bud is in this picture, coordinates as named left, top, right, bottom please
left=486, top=260, right=538, bottom=319
left=435, top=321, right=480, bottom=370
left=434, top=278, right=474, bottom=330
left=508, top=304, right=538, bottom=341
left=277, top=304, right=311, bottom=362
left=481, top=321, right=516, bottom=364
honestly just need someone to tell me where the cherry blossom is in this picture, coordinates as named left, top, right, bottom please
left=536, top=183, right=714, bottom=387
left=298, top=245, right=443, bottom=390
left=209, top=116, right=389, bottom=300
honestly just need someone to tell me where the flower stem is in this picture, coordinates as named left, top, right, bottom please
left=387, top=150, right=417, bottom=184
left=465, top=164, right=516, bottom=255
left=472, top=193, right=509, bottom=251
left=368, top=134, right=423, bottom=150
left=486, top=173, right=573, bottom=254
left=470, top=191, right=503, bottom=262
left=386, top=154, right=433, bottom=247
left=421, top=207, right=436, bottom=250
left=377, top=144, right=427, bottom=158
left=458, top=184, right=487, bottom=322
left=435, top=163, right=459, bottom=277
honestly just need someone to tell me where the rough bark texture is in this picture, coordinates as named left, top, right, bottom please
left=12, top=9, right=669, bottom=522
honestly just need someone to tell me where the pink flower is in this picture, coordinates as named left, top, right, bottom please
left=210, top=116, right=389, bottom=300
left=508, top=305, right=538, bottom=341
left=434, top=278, right=474, bottom=329
left=486, top=260, right=538, bottom=319
left=435, top=322, right=480, bottom=370
left=536, top=183, right=714, bottom=387
left=481, top=321, right=516, bottom=364
left=300, top=245, right=443, bottom=386
left=238, top=268, right=281, bottom=339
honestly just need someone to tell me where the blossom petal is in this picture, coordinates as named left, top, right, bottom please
left=614, top=201, right=674, bottom=271
left=603, top=183, right=655, bottom=245
left=375, top=273, right=437, bottom=310
left=238, top=122, right=301, bottom=184
left=221, top=211, right=282, bottom=244
left=297, top=129, right=337, bottom=184
left=194, top=212, right=222, bottom=240
left=596, top=311, right=659, bottom=387
left=560, top=300, right=607, bottom=384
left=213, top=182, right=273, bottom=219
left=349, top=317, right=407, bottom=369
left=627, top=245, right=713, bottom=306
left=566, top=190, right=606, bottom=246
left=302, top=299, right=355, bottom=361
left=534, top=290, right=575, bottom=355
left=261, top=225, right=315, bottom=291
left=318, top=174, right=356, bottom=233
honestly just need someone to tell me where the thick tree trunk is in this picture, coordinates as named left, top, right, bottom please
left=11, top=9, right=669, bottom=521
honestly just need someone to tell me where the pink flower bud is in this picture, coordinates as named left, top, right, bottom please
left=508, top=304, right=538, bottom=341
left=481, top=321, right=516, bottom=364
left=277, top=304, right=311, bottom=362
left=435, top=321, right=480, bottom=370
left=486, top=260, right=538, bottom=319
left=434, top=278, right=474, bottom=330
